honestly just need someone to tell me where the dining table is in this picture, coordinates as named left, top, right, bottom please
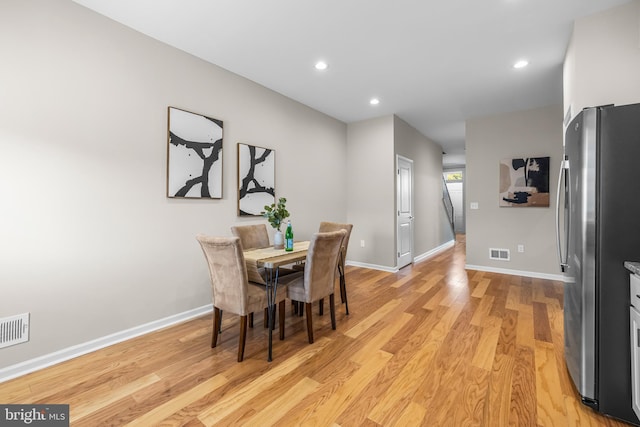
left=242, top=240, right=310, bottom=361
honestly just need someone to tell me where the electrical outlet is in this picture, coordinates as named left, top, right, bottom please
left=360, top=240, right=365, bottom=248
left=517, top=244, right=525, bottom=253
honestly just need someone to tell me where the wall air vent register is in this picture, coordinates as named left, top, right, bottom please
left=489, top=248, right=510, bottom=261
left=0, top=313, right=30, bottom=349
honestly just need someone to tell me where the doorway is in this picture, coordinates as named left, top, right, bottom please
left=444, top=169, right=465, bottom=234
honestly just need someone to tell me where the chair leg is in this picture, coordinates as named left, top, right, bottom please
left=249, top=312, right=254, bottom=328
left=305, top=302, right=314, bottom=344
left=292, top=300, right=298, bottom=314
left=212, top=307, right=221, bottom=348
left=319, top=298, right=324, bottom=315
left=279, top=300, right=286, bottom=340
left=329, top=293, right=337, bottom=330
left=219, top=309, right=224, bottom=332
left=264, top=307, right=268, bottom=328
left=340, top=271, right=349, bottom=315
left=298, top=301, right=304, bottom=317
left=238, top=315, right=248, bottom=362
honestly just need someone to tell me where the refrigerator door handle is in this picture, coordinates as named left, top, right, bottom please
left=556, top=158, right=570, bottom=272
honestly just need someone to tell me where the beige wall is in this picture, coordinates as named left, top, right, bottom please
left=394, top=116, right=454, bottom=257
left=346, top=116, right=396, bottom=266
left=346, top=115, right=453, bottom=269
left=466, top=105, right=563, bottom=277
left=564, top=0, right=640, bottom=119
left=0, top=0, right=347, bottom=369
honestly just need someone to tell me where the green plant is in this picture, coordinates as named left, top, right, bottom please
left=262, top=197, right=290, bottom=231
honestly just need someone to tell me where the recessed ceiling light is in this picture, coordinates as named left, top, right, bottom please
left=315, top=61, right=328, bottom=70
left=370, top=98, right=380, bottom=105
left=513, top=60, right=529, bottom=69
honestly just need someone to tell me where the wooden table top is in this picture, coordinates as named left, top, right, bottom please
left=243, top=241, right=310, bottom=270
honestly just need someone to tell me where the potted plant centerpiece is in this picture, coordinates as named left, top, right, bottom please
left=262, top=197, right=290, bottom=249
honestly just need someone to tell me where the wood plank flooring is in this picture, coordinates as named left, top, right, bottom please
left=0, top=235, right=630, bottom=426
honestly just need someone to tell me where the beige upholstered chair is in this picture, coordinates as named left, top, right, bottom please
left=291, top=221, right=354, bottom=316
left=318, top=221, right=353, bottom=315
left=231, top=223, right=296, bottom=327
left=230, top=224, right=270, bottom=250
left=286, top=230, right=346, bottom=343
left=196, top=235, right=291, bottom=362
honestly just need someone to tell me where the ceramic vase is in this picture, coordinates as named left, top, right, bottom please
left=273, top=230, right=284, bottom=249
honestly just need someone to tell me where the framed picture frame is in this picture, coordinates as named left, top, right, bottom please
left=499, top=156, right=550, bottom=207
left=237, top=143, right=275, bottom=216
left=166, top=106, right=223, bottom=198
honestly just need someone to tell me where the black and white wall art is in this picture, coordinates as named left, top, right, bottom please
left=499, top=156, right=550, bottom=207
left=237, top=143, right=275, bottom=216
left=167, top=107, right=223, bottom=198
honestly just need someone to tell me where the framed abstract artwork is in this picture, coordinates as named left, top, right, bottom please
left=166, top=107, right=223, bottom=198
left=237, top=143, right=275, bottom=216
left=499, top=156, right=550, bottom=207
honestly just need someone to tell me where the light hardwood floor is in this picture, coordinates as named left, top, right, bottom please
left=0, top=235, right=630, bottom=426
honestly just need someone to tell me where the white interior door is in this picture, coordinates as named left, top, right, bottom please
left=397, top=156, right=413, bottom=268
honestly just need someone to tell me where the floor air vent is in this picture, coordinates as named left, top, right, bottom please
left=489, top=248, right=510, bottom=261
left=0, top=313, right=30, bottom=349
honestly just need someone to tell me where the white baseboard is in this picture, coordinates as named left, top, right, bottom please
left=346, top=260, right=398, bottom=273
left=414, top=239, right=455, bottom=263
left=346, top=240, right=456, bottom=273
left=0, top=304, right=213, bottom=384
left=465, top=264, right=565, bottom=281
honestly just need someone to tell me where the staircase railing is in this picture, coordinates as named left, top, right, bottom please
left=442, top=176, right=454, bottom=231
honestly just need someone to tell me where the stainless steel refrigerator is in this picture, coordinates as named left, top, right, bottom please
left=557, top=103, right=640, bottom=425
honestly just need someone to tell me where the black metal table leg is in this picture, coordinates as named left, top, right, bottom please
left=338, top=251, right=349, bottom=315
left=339, top=263, right=349, bottom=315
left=266, top=267, right=280, bottom=362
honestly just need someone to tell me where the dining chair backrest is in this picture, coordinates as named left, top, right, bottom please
left=230, top=224, right=271, bottom=284
left=303, top=230, right=346, bottom=302
left=318, top=221, right=353, bottom=267
left=196, top=235, right=253, bottom=316
left=231, top=224, right=270, bottom=250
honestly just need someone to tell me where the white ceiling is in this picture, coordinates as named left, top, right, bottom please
left=73, top=0, right=631, bottom=166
